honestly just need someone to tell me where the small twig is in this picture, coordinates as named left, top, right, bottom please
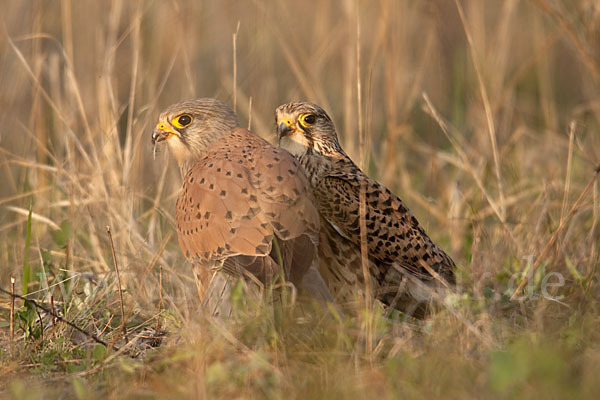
left=99, top=314, right=115, bottom=337
left=0, top=286, right=113, bottom=349
left=10, top=277, right=15, bottom=352
left=510, top=164, right=600, bottom=300
left=106, top=226, right=129, bottom=343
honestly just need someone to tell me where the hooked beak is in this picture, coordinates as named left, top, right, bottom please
left=152, top=122, right=180, bottom=146
left=277, top=119, right=295, bottom=138
left=151, top=129, right=164, bottom=146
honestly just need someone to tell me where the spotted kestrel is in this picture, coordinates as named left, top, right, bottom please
left=275, top=102, right=456, bottom=316
left=152, top=98, right=332, bottom=315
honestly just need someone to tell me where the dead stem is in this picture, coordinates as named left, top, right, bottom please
left=106, top=225, right=129, bottom=343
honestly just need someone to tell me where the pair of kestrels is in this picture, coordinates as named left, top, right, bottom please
left=152, top=98, right=455, bottom=317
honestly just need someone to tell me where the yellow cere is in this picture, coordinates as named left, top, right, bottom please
left=280, top=118, right=294, bottom=128
left=155, top=121, right=180, bottom=138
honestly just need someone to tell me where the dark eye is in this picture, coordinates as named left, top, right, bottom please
left=303, top=114, right=316, bottom=124
left=178, top=115, right=192, bottom=126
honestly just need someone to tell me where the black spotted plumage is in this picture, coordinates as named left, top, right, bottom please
left=276, top=101, right=456, bottom=315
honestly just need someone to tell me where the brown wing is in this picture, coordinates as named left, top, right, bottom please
left=175, top=128, right=320, bottom=285
left=313, top=169, right=455, bottom=284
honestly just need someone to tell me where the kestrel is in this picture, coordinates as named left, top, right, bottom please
left=151, top=98, right=332, bottom=315
left=275, top=102, right=456, bottom=316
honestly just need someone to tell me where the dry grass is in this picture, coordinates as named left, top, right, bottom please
left=1, top=0, right=599, bottom=398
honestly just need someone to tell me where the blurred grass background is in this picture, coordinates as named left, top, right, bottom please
left=0, top=0, right=599, bottom=398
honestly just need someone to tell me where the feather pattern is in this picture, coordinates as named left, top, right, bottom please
left=276, top=101, right=456, bottom=314
left=153, top=99, right=331, bottom=306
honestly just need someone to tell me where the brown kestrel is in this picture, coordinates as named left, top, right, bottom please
left=151, top=98, right=332, bottom=315
left=275, top=102, right=456, bottom=316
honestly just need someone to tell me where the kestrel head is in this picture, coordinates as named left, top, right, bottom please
left=152, top=98, right=239, bottom=171
left=275, top=102, right=342, bottom=158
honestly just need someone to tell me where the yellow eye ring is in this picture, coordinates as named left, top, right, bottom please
left=173, top=114, right=193, bottom=129
left=298, top=113, right=316, bottom=128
